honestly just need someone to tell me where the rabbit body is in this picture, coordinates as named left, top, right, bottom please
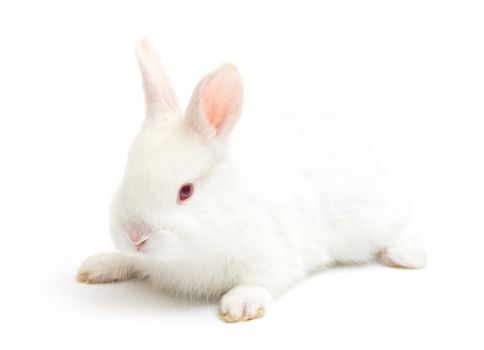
left=78, top=39, right=426, bottom=322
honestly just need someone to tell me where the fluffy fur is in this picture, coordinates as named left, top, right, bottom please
left=78, top=38, right=426, bottom=322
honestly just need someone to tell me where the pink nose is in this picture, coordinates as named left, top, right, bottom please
left=128, top=231, right=148, bottom=247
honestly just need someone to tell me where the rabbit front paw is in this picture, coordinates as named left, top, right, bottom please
left=219, top=285, right=272, bottom=323
left=77, top=252, right=137, bottom=284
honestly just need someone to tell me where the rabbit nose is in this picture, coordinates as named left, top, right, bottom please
left=128, top=231, right=149, bottom=246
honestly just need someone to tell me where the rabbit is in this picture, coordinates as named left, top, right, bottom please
left=77, top=38, right=426, bottom=323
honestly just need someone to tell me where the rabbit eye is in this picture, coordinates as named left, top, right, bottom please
left=178, top=183, right=194, bottom=202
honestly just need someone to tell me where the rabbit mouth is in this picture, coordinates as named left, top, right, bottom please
left=135, top=240, right=147, bottom=251
left=123, top=236, right=149, bottom=253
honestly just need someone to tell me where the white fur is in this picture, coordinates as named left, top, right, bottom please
left=79, top=38, right=426, bottom=321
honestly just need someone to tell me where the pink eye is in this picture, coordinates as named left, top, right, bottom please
left=178, top=183, right=194, bottom=202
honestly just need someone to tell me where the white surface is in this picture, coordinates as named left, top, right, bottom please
left=0, top=1, right=483, bottom=349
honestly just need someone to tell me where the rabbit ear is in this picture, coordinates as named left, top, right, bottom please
left=186, top=64, right=243, bottom=141
left=135, top=38, right=180, bottom=116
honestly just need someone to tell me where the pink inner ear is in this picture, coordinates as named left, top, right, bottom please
left=202, top=68, right=237, bottom=131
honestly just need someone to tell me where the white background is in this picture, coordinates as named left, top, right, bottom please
left=1, top=1, right=483, bottom=349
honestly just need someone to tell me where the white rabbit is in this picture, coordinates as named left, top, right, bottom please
left=78, top=38, right=426, bottom=323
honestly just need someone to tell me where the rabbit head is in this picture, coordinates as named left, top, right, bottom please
left=110, top=38, right=243, bottom=263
